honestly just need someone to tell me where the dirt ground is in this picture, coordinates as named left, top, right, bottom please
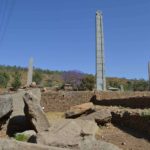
left=97, top=123, right=150, bottom=150
left=0, top=129, right=7, bottom=138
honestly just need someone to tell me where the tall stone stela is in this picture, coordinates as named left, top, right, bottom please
left=27, top=58, right=33, bottom=86
left=96, top=10, right=106, bottom=91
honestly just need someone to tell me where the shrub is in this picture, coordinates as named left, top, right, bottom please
left=11, top=72, right=21, bottom=90
left=79, top=75, right=95, bottom=91
left=33, top=71, right=42, bottom=85
left=0, top=72, right=10, bottom=88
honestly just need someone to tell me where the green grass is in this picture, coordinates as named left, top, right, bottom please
left=14, top=134, right=28, bottom=142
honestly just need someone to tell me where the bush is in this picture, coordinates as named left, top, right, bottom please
left=0, top=72, right=10, bottom=88
left=79, top=75, right=95, bottom=91
left=11, top=72, right=21, bottom=90
left=33, top=71, right=42, bottom=85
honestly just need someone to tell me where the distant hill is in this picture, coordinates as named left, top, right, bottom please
left=0, top=65, right=149, bottom=91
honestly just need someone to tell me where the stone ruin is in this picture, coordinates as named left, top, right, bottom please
left=0, top=88, right=122, bottom=150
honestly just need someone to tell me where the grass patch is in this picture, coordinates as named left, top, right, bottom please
left=14, top=134, right=28, bottom=142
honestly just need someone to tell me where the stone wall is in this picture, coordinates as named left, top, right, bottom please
left=41, top=91, right=94, bottom=112
left=41, top=91, right=150, bottom=112
left=92, top=91, right=150, bottom=109
left=111, top=110, right=150, bottom=137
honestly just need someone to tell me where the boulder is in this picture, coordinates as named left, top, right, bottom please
left=79, top=109, right=112, bottom=125
left=30, top=82, right=37, bottom=88
left=37, top=119, right=99, bottom=148
left=23, top=92, right=50, bottom=133
left=41, top=87, right=47, bottom=93
left=0, top=139, right=70, bottom=150
left=0, top=95, right=13, bottom=119
left=11, top=88, right=41, bottom=117
left=65, top=103, right=95, bottom=118
left=7, top=89, right=41, bottom=136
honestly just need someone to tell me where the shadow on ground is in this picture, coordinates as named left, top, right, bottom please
left=7, top=115, right=33, bottom=136
left=90, top=95, right=150, bottom=109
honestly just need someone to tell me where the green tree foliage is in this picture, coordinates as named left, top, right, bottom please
left=0, top=72, right=10, bottom=88
left=80, top=75, right=95, bottom=91
left=0, top=65, right=149, bottom=92
left=33, top=71, right=43, bottom=85
left=11, top=72, right=21, bottom=90
left=132, top=79, right=149, bottom=91
left=45, top=79, right=53, bottom=87
left=107, top=77, right=149, bottom=91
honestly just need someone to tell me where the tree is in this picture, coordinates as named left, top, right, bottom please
left=0, top=72, right=10, bottom=88
left=62, top=70, right=84, bottom=90
left=11, top=72, right=21, bottom=90
left=80, top=75, right=95, bottom=91
left=45, top=79, right=53, bottom=87
left=132, top=79, right=148, bottom=91
left=33, top=71, right=42, bottom=85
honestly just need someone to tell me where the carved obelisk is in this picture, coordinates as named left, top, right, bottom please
left=27, top=58, right=33, bottom=86
left=96, top=10, right=106, bottom=91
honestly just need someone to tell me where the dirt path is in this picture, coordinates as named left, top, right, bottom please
left=97, top=123, right=150, bottom=150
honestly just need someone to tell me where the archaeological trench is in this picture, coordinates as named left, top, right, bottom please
left=0, top=88, right=150, bottom=150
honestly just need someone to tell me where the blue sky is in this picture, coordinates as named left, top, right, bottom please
left=0, top=0, right=150, bottom=79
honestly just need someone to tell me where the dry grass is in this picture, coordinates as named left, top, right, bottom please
left=46, top=112, right=65, bottom=123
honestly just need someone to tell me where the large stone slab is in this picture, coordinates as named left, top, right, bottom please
left=0, top=139, right=70, bottom=150
left=37, top=119, right=99, bottom=148
left=0, top=95, right=13, bottom=119
left=79, top=136, right=121, bottom=150
left=79, top=108, right=112, bottom=125
left=7, top=88, right=41, bottom=136
left=11, top=88, right=41, bottom=117
left=65, top=103, right=95, bottom=118
left=23, top=92, right=50, bottom=133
